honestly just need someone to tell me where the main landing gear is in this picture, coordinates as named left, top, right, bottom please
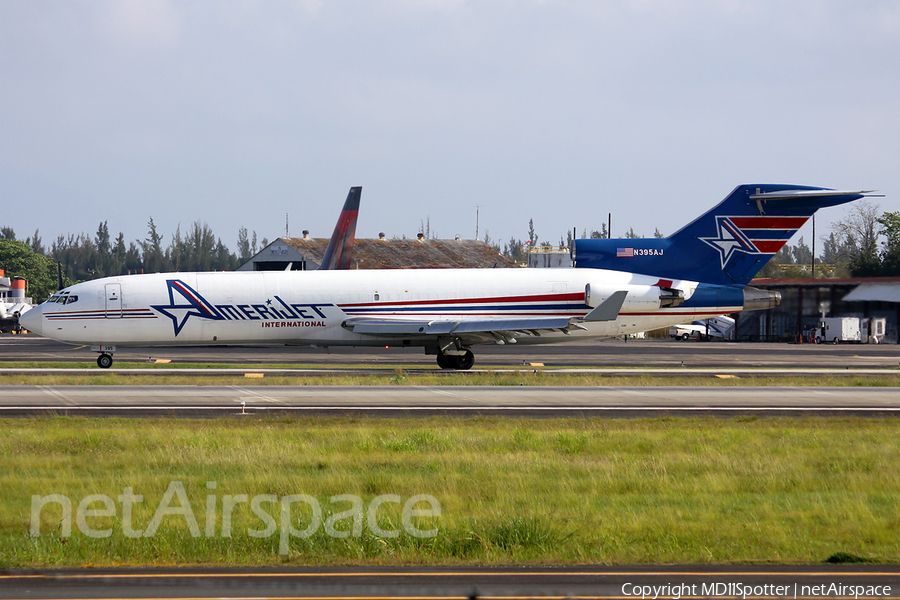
left=436, top=349, right=475, bottom=370
left=97, top=353, right=114, bottom=369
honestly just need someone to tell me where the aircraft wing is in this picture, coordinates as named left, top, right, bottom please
left=341, top=290, right=628, bottom=342
left=342, top=316, right=575, bottom=336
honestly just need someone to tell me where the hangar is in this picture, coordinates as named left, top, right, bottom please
left=735, top=276, right=900, bottom=344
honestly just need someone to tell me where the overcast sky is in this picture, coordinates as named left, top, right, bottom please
left=2, top=0, right=898, bottom=254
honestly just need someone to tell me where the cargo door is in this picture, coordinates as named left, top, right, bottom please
left=105, top=283, right=122, bottom=318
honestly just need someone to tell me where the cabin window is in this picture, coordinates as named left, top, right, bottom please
left=374, top=293, right=380, bottom=301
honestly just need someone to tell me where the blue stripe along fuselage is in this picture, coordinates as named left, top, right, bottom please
left=342, top=302, right=590, bottom=315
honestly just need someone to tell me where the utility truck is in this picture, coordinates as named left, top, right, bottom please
left=816, top=317, right=886, bottom=344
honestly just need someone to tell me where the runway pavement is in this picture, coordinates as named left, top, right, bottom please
left=2, top=335, right=898, bottom=417
left=2, top=384, right=899, bottom=417
left=1, top=565, right=898, bottom=599
left=3, top=334, right=900, bottom=369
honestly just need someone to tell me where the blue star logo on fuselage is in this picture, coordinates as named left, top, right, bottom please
left=699, top=217, right=761, bottom=268
left=151, top=279, right=224, bottom=336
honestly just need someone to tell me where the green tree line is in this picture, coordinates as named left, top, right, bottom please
left=0, top=220, right=267, bottom=302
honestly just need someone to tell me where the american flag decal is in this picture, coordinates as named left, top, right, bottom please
left=616, top=247, right=634, bottom=258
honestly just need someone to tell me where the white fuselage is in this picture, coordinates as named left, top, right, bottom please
left=23, top=268, right=739, bottom=348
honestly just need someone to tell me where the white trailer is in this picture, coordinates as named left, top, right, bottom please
left=816, top=317, right=886, bottom=344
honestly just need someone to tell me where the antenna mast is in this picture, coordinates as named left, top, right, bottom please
left=475, top=205, right=481, bottom=240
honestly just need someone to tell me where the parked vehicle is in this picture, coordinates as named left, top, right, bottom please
left=816, top=317, right=886, bottom=344
left=669, top=316, right=735, bottom=341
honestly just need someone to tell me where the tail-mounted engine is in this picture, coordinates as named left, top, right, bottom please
left=584, top=283, right=684, bottom=311
left=659, top=287, right=685, bottom=308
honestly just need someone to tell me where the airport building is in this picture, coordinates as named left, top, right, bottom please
left=735, top=276, right=900, bottom=344
left=524, top=246, right=573, bottom=268
left=238, top=234, right=517, bottom=271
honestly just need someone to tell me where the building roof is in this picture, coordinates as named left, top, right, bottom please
left=751, top=276, right=900, bottom=288
left=749, top=276, right=900, bottom=304
left=843, top=282, right=900, bottom=303
left=283, top=237, right=518, bottom=269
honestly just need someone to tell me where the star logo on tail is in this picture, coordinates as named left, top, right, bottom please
left=699, top=217, right=761, bottom=268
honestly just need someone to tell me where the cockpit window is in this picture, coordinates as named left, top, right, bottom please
left=48, top=292, right=76, bottom=304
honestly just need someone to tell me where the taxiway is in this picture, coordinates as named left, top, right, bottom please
left=1, top=565, right=898, bottom=600
left=2, top=384, right=898, bottom=418
left=3, top=335, right=899, bottom=369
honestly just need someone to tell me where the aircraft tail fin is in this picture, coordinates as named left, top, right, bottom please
left=318, top=186, right=361, bottom=270
left=573, top=184, right=875, bottom=286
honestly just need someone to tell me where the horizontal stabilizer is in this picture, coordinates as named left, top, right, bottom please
left=749, top=189, right=879, bottom=200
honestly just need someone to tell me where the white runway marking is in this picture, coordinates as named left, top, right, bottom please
left=37, top=385, right=75, bottom=406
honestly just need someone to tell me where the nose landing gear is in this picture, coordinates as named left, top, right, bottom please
left=90, top=345, right=117, bottom=368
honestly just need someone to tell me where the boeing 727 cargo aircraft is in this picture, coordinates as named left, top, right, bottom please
left=20, top=184, right=873, bottom=369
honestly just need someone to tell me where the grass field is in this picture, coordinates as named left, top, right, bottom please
left=3, top=416, right=899, bottom=567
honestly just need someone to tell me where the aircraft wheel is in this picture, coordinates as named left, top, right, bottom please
left=454, top=350, right=475, bottom=370
left=436, top=351, right=453, bottom=370
left=436, top=349, right=475, bottom=370
left=97, top=354, right=113, bottom=369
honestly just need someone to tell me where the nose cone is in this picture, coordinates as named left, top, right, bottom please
left=18, top=305, right=43, bottom=335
